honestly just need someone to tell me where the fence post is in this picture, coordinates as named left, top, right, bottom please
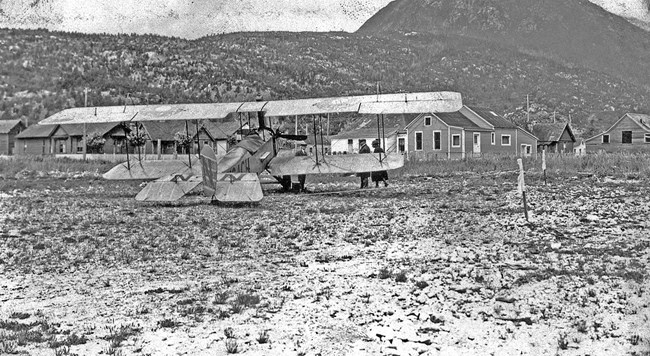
left=517, top=158, right=529, bottom=222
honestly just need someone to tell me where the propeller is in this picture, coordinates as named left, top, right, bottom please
left=276, top=134, right=308, bottom=141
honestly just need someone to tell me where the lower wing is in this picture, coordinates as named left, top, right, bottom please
left=267, top=152, right=404, bottom=176
left=103, top=159, right=201, bottom=181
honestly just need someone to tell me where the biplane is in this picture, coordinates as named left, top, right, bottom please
left=39, top=91, right=462, bottom=203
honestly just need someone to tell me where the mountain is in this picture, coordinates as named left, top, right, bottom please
left=0, top=0, right=649, bottom=38
left=1, top=28, right=648, bottom=140
left=358, top=0, right=650, bottom=88
left=590, top=0, right=650, bottom=30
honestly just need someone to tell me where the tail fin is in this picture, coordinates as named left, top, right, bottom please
left=213, top=173, right=263, bottom=202
left=200, top=145, right=219, bottom=197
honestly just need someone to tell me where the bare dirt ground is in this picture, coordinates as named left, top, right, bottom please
left=1, top=174, right=649, bottom=356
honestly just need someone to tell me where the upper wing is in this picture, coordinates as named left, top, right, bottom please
left=39, top=91, right=462, bottom=125
left=267, top=152, right=405, bottom=176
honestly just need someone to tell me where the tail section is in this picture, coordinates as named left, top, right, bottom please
left=213, top=173, right=263, bottom=202
left=200, top=145, right=219, bottom=197
left=200, top=145, right=263, bottom=203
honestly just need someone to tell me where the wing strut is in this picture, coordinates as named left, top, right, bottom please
left=195, top=119, right=202, bottom=156
left=124, top=122, right=131, bottom=170
left=312, top=115, right=319, bottom=166
left=319, top=114, right=326, bottom=160
left=185, top=120, right=192, bottom=169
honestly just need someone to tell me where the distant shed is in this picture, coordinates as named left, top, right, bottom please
left=0, top=119, right=25, bottom=155
left=15, top=124, right=59, bottom=155
left=530, top=122, right=576, bottom=154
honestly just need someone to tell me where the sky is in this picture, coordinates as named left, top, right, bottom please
left=0, top=0, right=648, bottom=39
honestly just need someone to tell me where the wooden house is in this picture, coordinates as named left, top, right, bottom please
left=403, top=111, right=493, bottom=160
left=529, top=122, right=576, bottom=154
left=0, top=119, right=25, bottom=155
left=201, top=120, right=242, bottom=154
left=50, top=123, right=128, bottom=154
left=330, top=107, right=537, bottom=159
left=462, top=107, right=538, bottom=157
left=137, top=121, right=215, bottom=155
left=585, top=113, right=650, bottom=153
left=15, top=124, right=59, bottom=155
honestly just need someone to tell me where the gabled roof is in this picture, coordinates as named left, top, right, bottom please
left=202, top=120, right=241, bottom=140
left=0, top=119, right=24, bottom=134
left=347, top=113, right=420, bottom=132
left=58, top=123, right=124, bottom=137
left=586, top=112, right=650, bottom=141
left=626, top=113, right=650, bottom=131
left=435, top=111, right=485, bottom=130
left=530, top=122, right=575, bottom=143
left=331, top=127, right=400, bottom=140
left=468, top=107, right=518, bottom=128
left=140, top=121, right=217, bottom=141
left=15, top=124, right=58, bottom=139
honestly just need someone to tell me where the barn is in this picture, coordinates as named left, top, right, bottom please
left=585, top=113, right=650, bottom=153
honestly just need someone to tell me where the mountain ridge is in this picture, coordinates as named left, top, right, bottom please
left=0, top=28, right=648, bottom=141
left=357, top=0, right=650, bottom=88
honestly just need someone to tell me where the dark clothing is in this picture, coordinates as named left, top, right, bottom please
left=357, top=143, right=371, bottom=188
left=371, top=146, right=389, bottom=187
left=295, top=148, right=308, bottom=191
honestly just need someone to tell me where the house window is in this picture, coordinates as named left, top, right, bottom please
left=451, top=134, right=461, bottom=148
left=602, top=134, right=610, bottom=144
left=521, top=144, right=531, bottom=157
left=359, top=139, right=366, bottom=148
left=501, top=135, right=511, bottom=146
left=424, top=116, right=432, bottom=126
left=398, top=138, right=405, bottom=153
left=491, top=132, right=495, bottom=145
left=433, top=131, right=441, bottom=150
left=415, top=132, right=423, bottom=151
left=645, top=134, right=650, bottom=143
left=347, top=139, right=353, bottom=153
left=622, top=131, right=632, bottom=144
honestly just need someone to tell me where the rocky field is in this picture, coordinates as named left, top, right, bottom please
left=0, top=174, right=649, bottom=356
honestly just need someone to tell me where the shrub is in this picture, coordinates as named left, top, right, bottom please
left=257, top=330, right=270, bottom=344
left=225, top=339, right=239, bottom=354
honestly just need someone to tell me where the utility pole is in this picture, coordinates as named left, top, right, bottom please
left=83, top=87, right=88, bottom=161
left=526, top=94, right=530, bottom=124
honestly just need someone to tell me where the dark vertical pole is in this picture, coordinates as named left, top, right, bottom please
left=313, top=115, right=319, bottom=165
left=319, top=115, right=325, bottom=157
left=124, top=123, right=130, bottom=171
left=135, top=123, right=141, bottom=161
left=185, top=120, right=192, bottom=169
left=376, top=114, right=381, bottom=145
left=381, top=114, right=386, bottom=155
left=238, top=113, right=243, bottom=139
left=195, top=120, right=201, bottom=155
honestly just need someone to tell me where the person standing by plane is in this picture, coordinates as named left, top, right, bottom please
left=371, top=139, right=389, bottom=187
left=295, top=143, right=308, bottom=192
left=357, top=141, right=371, bottom=188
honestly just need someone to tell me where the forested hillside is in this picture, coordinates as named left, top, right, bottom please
left=1, top=28, right=648, bottom=137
